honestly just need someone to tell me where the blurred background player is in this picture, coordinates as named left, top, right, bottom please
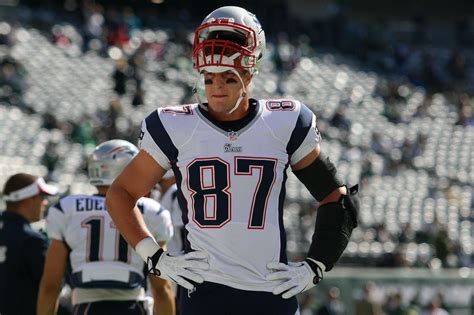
left=0, top=173, right=58, bottom=315
left=37, top=139, right=175, bottom=315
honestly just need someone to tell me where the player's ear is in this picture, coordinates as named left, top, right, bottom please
left=243, top=71, right=253, bottom=85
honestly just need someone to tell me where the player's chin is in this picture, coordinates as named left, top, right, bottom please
left=209, top=96, right=228, bottom=104
left=209, top=101, right=233, bottom=112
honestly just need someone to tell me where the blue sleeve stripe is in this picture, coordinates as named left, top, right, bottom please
left=171, top=190, right=178, bottom=202
left=145, top=110, right=179, bottom=162
left=52, top=201, right=64, bottom=213
left=137, top=201, right=145, bottom=214
left=156, top=205, right=164, bottom=216
left=286, top=104, right=314, bottom=155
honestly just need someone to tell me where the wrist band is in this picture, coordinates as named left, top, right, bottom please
left=305, top=258, right=324, bottom=284
left=135, top=237, right=160, bottom=262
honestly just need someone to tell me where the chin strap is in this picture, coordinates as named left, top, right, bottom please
left=192, top=68, right=247, bottom=114
left=192, top=74, right=207, bottom=111
left=226, top=68, right=247, bottom=114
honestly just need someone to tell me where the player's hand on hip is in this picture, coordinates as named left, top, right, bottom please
left=148, top=249, right=210, bottom=290
left=135, top=237, right=209, bottom=290
left=266, top=261, right=322, bottom=299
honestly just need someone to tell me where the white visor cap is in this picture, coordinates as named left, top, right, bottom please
left=3, top=177, right=58, bottom=202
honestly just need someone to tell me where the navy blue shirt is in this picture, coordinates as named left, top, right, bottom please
left=0, top=211, right=49, bottom=315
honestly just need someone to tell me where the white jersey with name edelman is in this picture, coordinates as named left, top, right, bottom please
left=46, top=195, right=173, bottom=297
left=139, top=99, right=320, bottom=292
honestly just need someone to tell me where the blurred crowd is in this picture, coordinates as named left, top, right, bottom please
left=351, top=220, right=470, bottom=269
left=299, top=282, right=453, bottom=315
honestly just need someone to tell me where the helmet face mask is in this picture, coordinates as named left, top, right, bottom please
left=88, top=140, right=139, bottom=186
left=193, top=6, right=265, bottom=75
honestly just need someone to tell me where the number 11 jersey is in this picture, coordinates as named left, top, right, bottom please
left=45, top=195, right=172, bottom=302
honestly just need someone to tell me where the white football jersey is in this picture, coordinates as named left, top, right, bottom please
left=139, top=99, right=320, bottom=291
left=46, top=195, right=173, bottom=292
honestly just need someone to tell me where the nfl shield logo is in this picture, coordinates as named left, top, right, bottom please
left=228, top=131, right=238, bottom=141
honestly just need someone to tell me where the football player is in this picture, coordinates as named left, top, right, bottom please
left=37, top=140, right=175, bottom=315
left=107, top=6, right=359, bottom=315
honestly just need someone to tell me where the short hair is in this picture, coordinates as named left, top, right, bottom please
left=3, top=173, right=39, bottom=207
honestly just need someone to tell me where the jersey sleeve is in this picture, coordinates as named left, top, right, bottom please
left=287, top=103, right=321, bottom=165
left=45, top=202, right=66, bottom=241
left=138, top=110, right=172, bottom=170
left=140, top=198, right=174, bottom=243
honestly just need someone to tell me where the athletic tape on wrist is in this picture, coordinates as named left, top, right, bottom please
left=135, top=237, right=161, bottom=262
